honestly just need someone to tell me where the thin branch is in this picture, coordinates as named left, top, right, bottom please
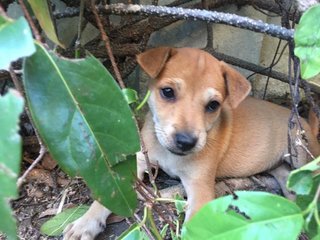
left=90, top=0, right=158, bottom=193
left=204, top=48, right=320, bottom=94
left=90, top=0, right=125, bottom=88
left=17, top=0, right=42, bottom=42
left=104, top=3, right=294, bottom=41
left=17, top=145, right=47, bottom=187
left=262, top=39, right=283, bottom=99
left=202, top=0, right=213, bottom=48
left=9, top=67, right=47, bottom=187
left=134, top=212, right=156, bottom=240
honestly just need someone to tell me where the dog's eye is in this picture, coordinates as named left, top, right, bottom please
left=160, top=87, right=175, bottom=100
left=206, top=100, right=220, bottom=112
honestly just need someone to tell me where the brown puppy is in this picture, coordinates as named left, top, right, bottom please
left=63, top=47, right=320, bottom=240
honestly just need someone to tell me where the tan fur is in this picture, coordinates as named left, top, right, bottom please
left=63, top=47, right=320, bottom=240
left=136, top=47, right=320, bottom=219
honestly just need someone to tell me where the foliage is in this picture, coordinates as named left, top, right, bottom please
left=0, top=15, right=35, bottom=70
left=294, top=4, right=320, bottom=79
left=27, top=0, right=64, bottom=47
left=40, top=205, right=90, bottom=236
left=182, top=191, right=303, bottom=240
left=288, top=156, right=320, bottom=239
left=0, top=90, right=24, bottom=240
left=23, top=43, right=139, bottom=216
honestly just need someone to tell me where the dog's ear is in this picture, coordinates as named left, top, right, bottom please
left=220, top=61, right=251, bottom=109
left=137, top=47, right=172, bottom=78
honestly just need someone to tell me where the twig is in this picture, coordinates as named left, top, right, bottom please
left=91, top=0, right=157, bottom=189
left=90, top=0, right=125, bottom=89
left=246, top=42, right=288, bottom=81
left=301, top=79, right=320, bottom=118
left=57, top=189, right=68, bottom=214
left=104, top=3, right=294, bottom=41
left=135, top=178, right=177, bottom=230
left=17, top=145, right=46, bottom=187
left=74, top=0, right=85, bottom=58
left=134, top=211, right=155, bottom=240
left=17, top=0, right=42, bottom=42
left=202, top=0, right=213, bottom=49
left=262, top=39, right=282, bottom=99
left=146, top=204, right=162, bottom=240
left=9, top=67, right=47, bottom=187
left=204, top=48, right=320, bottom=94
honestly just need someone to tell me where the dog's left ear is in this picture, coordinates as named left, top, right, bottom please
left=220, top=61, right=251, bottom=109
left=137, top=47, right=173, bottom=79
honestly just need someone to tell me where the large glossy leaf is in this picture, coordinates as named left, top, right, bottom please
left=0, top=90, right=24, bottom=240
left=0, top=15, right=35, bottom=70
left=27, top=0, right=64, bottom=47
left=294, top=4, right=320, bottom=79
left=182, top=191, right=304, bottom=240
left=23, top=43, right=139, bottom=216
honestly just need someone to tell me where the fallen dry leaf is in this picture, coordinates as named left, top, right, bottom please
left=41, top=153, right=57, bottom=170
left=26, top=168, right=55, bottom=187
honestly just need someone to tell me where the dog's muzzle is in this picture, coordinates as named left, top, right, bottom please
left=174, top=132, right=198, bottom=153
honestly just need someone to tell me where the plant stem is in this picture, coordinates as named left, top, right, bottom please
left=136, top=90, right=151, bottom=111
left=17, top=0, right=42, bottom=42
left=147, top=205, right=163, bottom=240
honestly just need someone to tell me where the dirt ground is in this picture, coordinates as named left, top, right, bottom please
left=12, top=154, right=181, bottom=240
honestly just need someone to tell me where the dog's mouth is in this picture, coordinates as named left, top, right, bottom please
left=167, top=148, right=190, bottom=156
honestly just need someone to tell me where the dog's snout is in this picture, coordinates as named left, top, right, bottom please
left=175, top=132, right=198, bottom=152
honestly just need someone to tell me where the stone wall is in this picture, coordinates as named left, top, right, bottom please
left=7, top=0, right=320, bottom=99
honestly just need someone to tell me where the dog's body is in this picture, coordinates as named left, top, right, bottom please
left=64, top=47, right=320, bottom=240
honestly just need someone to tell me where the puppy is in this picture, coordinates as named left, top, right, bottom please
left=63, top=47, right=320, bottom=240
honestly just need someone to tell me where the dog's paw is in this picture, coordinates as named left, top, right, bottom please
left=63, top=214, right=106, bottom=240
left=63, top=201, right=111, bottom=240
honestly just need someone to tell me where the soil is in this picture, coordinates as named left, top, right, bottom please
left=12, top=155, right=180, bottom=240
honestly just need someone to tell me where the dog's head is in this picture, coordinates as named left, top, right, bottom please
left=137, top=47, right=251, bottom=156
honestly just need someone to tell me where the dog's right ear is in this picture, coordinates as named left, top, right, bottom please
left=137, top=47, right=172, bottom=78
left=220, top=61, right=251, bottom=109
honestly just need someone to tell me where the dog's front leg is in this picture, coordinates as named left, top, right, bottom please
left=63, top=153, right=148, bottom=240
left=63, top=201, right=111, bottom=240
left=181, top=174, right=215, bottom=221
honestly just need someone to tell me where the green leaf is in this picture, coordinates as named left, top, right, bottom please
left=160, top=224, right=169, bottom=238
left=0, top=16, right=35, bottom=70
left=119, top=223, right=150, bottom=240
left=182, top=191, right=304, bottom=240
left=312, top=233, right=320, bottom=240
left=294, top=4, right=320, bottom=79
left=40, top=205, right=89, bottom=236
left=296, top=175, right=320, bottom=210
left=0, top=89, right=24, bottom=240
left=23, top=43, right=140, bottom=216
left=122, top=88, right=139, bottom=105
left=296, top=175, right=320, bottom=238
left=27, top=0, right=64, bottom=48
left=174, top=196, right=187, bottom=215
left=287, top=156, right=320, bottom=195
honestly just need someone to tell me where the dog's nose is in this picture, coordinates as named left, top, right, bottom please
left=174, top=132, right=198, bottom=152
